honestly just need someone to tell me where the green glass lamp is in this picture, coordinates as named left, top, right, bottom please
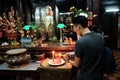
left=57, top=23, right=65, bottom=44
left=57, top=23, right=65, bottom=29
left=23, top=25, right=31, bottom=30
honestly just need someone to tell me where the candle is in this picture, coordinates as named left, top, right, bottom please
left=52, top=51, right=55, bottom=63
left=58, top=53, right=61, bottom=63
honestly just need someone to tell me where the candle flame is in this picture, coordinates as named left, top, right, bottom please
left=59, top=53, right=61, bottom=57
left=52, top=51, right=55, bottom=54
left=52, top=51, right=55, bottom=63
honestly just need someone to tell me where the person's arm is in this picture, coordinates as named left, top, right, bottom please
left=68, top=56, right=80, bottom=68
left=63, top=54, right=81, bottom=68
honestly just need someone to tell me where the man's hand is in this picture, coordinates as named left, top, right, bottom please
left=63, top=53, right=69, bottom=62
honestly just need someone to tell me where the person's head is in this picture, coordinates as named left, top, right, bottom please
left=72, top=16, right=88, bottom=28
left=72, top=16, right=88, bottom=35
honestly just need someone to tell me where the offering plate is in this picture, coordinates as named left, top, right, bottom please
left=48, top=59, right=65, bottom=66
left=62, top=42, right=70, bottom=45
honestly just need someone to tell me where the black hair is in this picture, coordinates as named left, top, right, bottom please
left=72, top=16, right=88, bottom=28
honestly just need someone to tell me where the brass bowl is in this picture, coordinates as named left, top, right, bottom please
left=0, top=52, right=6, bottom=64
left=5, top=54, right=31, bottom=66
left=0, top=56, right=5, bottom=64
left=5, top=48, right=31, bottom=66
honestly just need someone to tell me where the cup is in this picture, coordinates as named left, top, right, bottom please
left=35, top=53, right=45, bottom=60
left=67, top=52, right=75, bottom=60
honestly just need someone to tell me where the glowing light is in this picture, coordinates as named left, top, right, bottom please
left=105, top=8, right=119, bottom=12
left=57, top=23, right=65, bottom=29
left=23, top=25, right=31, bottom=30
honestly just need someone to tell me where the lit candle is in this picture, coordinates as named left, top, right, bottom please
left=59, top=53, right=61, bottom=63
left=52, top=51, right=55, bottom=63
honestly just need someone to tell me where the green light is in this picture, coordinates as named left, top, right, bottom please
left=23, top=25, right=31, bottom=30
left=57, top=23, right=65, bottom=29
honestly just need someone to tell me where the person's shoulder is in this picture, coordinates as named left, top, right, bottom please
left=76, top=38, right=85, bottom=44
left=91, top=31, right=102, bottom=36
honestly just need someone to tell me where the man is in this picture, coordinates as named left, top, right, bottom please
left=64, top=16, right=104, bottom=80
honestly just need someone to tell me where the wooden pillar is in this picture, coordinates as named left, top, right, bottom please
left=15, top=0, right=23, bottom=11
left=22, top=0, right=32, bottom=24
